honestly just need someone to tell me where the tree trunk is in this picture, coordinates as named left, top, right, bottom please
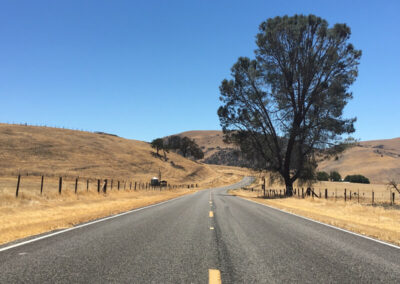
left=284, top=178, right=294, bottom=196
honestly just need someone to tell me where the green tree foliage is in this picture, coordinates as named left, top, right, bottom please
left=218, top=14, right=361, bottom=195
left=344, top=175, right=370, bottom=184
left=150, top=138, right=164, bottom=155
left=329, top=171, right=342, bottom=181
left=316, top=171, right=330, bottom=181
left=165, top=135, right=204, bottom=160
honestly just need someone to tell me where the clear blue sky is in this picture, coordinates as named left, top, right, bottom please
left=1, top=0, right=399, bottom=142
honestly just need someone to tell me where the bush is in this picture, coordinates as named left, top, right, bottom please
left=344, top=174, right=370, bottom=184
left=316, top=171, right=330, bottom=181
left=329, top=171, right=342, bottom=182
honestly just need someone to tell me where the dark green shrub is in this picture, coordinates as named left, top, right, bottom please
left=344, top=174, right=370, bottom=184
left=317, top=171, right=330, bottom=181
left=330, top=171, right=342, bottom=182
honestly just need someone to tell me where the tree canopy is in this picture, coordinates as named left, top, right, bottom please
left=218, top=15, right=361, bottom=195
left=164, top=135, right=204, bottom=160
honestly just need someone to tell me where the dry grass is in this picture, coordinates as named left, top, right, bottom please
left=231, top=188, right=400, bottom=246
left=0, top=124, right=232, bottom=186
left=250, top=175, right=397, bottom=203
left=0, top=124, right=251, bottom=245
left=318, top=137, right=400, bottom=183
left=173, top=130, right=400, bottom=183
left=0, top=187, right=195, bottom=245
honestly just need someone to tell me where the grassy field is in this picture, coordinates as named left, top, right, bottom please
left=174, top=130, right=400, bottom=184
left=249, top=175, right=397, bottom=204
left=0, top=169, right=249, bottom=245
left=0, top=124, right=253, bottom=245
left=231, top=186, right=400, bottom=246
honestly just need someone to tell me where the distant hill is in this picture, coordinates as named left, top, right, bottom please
left=0, top=124, right=232, bottom=185
left=174, top=130, right=400, bottom=184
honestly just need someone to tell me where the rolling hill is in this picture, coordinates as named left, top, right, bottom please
left=0, top=124, right=244, bottom=186
left=175, top=130, right=400, bottom=184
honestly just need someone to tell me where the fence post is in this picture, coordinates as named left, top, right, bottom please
left=135, top=182, right=137, bottom=190
left=87, top=179, right=89, bottom=191
left=75, top=177, right=79, bottom=194
left=372, top=191, right=374, bottom=205
left=392, top=192, right=395, bottom=205
left=325, top=188, right=328, bottom=199
left=358, top=189, right=360, bottom=203
left=349, top=190, right=352, bottom=201
left=118, top=181, right=120, bottom=190
left=97, top=179, right=100, bottom=193
left=124, top=181, right=126, bottom=190
left=344, top=188, right=347, bottom=202
left=40, top=175, right=44, bottom=194
left=111, top=179, right=113, bottom=190
left=301, top=188, right=304, bottom=198
left=16, top=174, right=21, bottom=197
left=59, top=177, right=62, bottom=194
left=103, top=179, right=107, bottom=193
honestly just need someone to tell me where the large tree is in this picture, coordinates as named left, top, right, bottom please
left=218, top=15, right=361, bottom=195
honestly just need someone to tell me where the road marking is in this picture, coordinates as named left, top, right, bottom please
left=209, top=211, right=214, bottom=218
left=210, top=227, right=214, bottom=230
left=209, top=269, right=221, bottom=284
left=0, top=192, right=195, bottom=253
left=241, top=198, right=400, bottom=250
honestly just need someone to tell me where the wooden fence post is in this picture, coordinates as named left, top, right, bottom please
left=135, top=182, right=137, bottom=190
left=15, top=174, right=21, bottom=197
left=75, top=177, right=78, bottom=194
left=372, top=191, right=374, bottom=205
left=358, top=189, right=360, bottom=203
left=301, top=188, right=304, bottom=198
left=40, top=175, right=44, bottom=194
left=103, top=179, right=107, bottom=193
left=325, top=188, right=328, bottom=199
left=87, top=179, right=89, bottom=191
left=344, top=188, right=347, bottom=202
left=97, top=179, right=100, bottom=193
left=392, top=192, right=395, bottom=205
left=111, top=179, right=113, bottom=190
left=118, top=180, right=120, bottom=190
left=59, top=177, right=62, bottom=194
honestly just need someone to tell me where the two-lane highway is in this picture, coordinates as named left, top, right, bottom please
left=0, top=177, right=399, bottom=283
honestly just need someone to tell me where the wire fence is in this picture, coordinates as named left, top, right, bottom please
left=0, top=174, right=198, bottom=199
left=242, top=186, right=398, bottom=206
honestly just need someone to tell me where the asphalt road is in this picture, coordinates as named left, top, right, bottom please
left=0, top=176, right=399, bottom=283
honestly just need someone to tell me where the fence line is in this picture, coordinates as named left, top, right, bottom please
left=4, top=174, right=199, bottom=198
left=241, top=186, right=397, bottom=206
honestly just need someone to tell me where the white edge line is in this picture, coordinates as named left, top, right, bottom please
left=0, top=192, right=196, bottom=253
left=240, top=197, right=400, bottom=250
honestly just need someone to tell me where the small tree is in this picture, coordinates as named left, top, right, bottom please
left=317, top=171, right=329, bottom=181
left=151, top=138, right=164, bottom=156
left=330, top=171, right=341, bottom=182
left=387, top=180, right=400, bottom=194
left=344, top=174, right=370, bottom=184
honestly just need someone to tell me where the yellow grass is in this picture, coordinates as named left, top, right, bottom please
left=0, top=124, right=252, bottom=245
left=0, top=187, right=194, bottom=245
left=175, top=130, right=400, bottom=183
left=231, top=188, right=400, bottom=246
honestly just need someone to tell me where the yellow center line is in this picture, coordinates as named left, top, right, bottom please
left=209, top=211, right=214, bottom=218
left=210, top=227, right=214, bottom=230
left=209, top=269, right=222, bottom=284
